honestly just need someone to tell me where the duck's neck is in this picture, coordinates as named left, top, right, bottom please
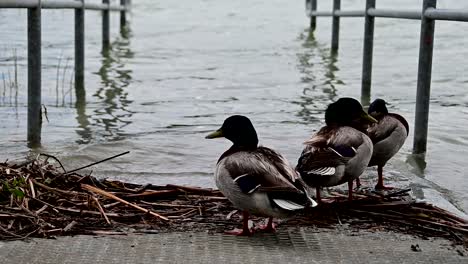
left=370, top=112, right=386, bottom=121
left=232, top=143, right=258, bottom=151
left=217, top=143, right=258, bottom=163
left=328, top=122, right=368, bottom=134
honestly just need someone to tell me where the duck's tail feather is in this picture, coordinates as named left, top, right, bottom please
left=295, top=177, right=318, bottom=208
left=272, top=199, right=304, bottom=210
left=300, top=185, right=318, bottom=208
left=306, top=167, right=336, bottom=176
left=263, top=186, right=318, bottom=210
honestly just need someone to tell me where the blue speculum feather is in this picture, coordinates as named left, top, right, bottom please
left=233, top=174, right=260, bottom=194
left=333, top=145, right=356, bottom=157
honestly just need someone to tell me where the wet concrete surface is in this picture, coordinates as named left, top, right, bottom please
left=0, top=227, right=466, bottom=263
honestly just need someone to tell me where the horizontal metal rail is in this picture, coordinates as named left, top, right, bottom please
left=334, top=10, right=365, bottom=17
left=42, top=1, right=82, bottom=9
left=307, top=4, right=468, bottom=22
left=308, top=9, right=364, bottom=18
left=425, top=8, right=468, bottom=22
left=0, top=0, right=37, bottom=8
left=0, top=0, right=128, bottom=11
left=310, top=11, right=333, bottom=17
left=368, top=8, right=421, bottom=20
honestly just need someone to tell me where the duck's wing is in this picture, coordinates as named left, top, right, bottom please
left=223, top=147, right=317, bottom=209
left=255, top=146, right=300, bottom=183
left=297, top=147, right=352, bottom=177
left=368, top=114, right=409, bottom=144
left=297, top=127, right=363, bottom=178
left=256, top=147, right=317, bottom=207
left=388, top=113, right=409, bottom=135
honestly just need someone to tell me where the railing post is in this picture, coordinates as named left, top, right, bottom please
left=102, top=0, right=110, bottom=51
left=120, top=0, right=127, bottom=30
left=361, top=0, right=376, bottom=106
left=27, top=0, right=42, bottom=147
left=413, top=0, right=437, bottom=155
left=331, top=0, right=341, bottom=52
left=309, top=0, right=317, bottom=31
left=75, top=1, right=87, bottom=134
left=75, top=0, right=85, bottom=91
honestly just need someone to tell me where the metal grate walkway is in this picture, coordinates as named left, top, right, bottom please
left=0, top=228, right=466, bottom=263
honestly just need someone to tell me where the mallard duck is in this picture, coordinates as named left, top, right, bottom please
left=367, top=98, right=409, bottom=189
left=296, top=97, right=377, bottom=202
left=206, top=115, right=317, bottom=236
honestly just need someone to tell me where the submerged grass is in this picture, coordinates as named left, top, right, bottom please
left=0, top=48, right=19, bottom=106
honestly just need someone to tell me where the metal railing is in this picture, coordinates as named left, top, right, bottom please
left=306, top=0, right=468, bottom=156
left=0, top=0, right=130, bottom=147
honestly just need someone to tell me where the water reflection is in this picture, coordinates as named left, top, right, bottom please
left=406, top=153, right=427, bottom=177
left=75, top=78, right=90, bottom=144
left=75, top=32, right=134, bottom=144
left=293, top=29, right=343, bottom=123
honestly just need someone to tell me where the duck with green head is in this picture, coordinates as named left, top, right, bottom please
left=366, top=99, right=409, bottom=189
left=296, top=97, right=377, bottom=202
left=206, top=115, right=317, bottom=236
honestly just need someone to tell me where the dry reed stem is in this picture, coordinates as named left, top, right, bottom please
left=91, top=196, right=111, bottom=225
left=81, top=184, right=169, bottom=221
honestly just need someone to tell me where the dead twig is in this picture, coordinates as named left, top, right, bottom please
left=166, top=184, right=217, bottom=194
left=124, top=189, right=180, bottom=198
left=31, top=197, right=132, bottom=218
left=0, top=225, right=35, bottom=239
left=39, top=153, right=67, bottom=173
left=350, top=209, right=468, bottom=234
left=63, top=221, right=78, bottom=232
left=103, top=201, right=121, bottom=209
left=64, top=151, right=130, bottom=175
left=140, top=201, right=200, bottom=209
left=32, top=180, right=83, bottom=197
left=35, top=205, right=48, bottom=215
left=81, top=184, right=169, bottom=221
left=28, top=179, right=36, bottom=199
left=383, top=188, right=412, bottom=198
left=91, top=196, right=111, bottom=225
left=0, top=213, right=35, bottom=219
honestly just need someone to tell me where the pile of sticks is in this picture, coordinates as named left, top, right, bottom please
left=0, top=153, right=467, bottom=247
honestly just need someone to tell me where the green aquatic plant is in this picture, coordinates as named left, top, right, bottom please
left=1, top=175, right=26, bottom=201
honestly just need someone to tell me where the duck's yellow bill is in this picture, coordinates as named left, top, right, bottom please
left=205, top=129, right=224, bottom=139
left=361, top=112, right=378, bottom=123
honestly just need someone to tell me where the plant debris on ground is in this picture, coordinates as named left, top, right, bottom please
left=0, top=153, right=467, bottom=248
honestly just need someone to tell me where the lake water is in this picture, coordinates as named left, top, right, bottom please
left=1, top=0, right=467, bottom=214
